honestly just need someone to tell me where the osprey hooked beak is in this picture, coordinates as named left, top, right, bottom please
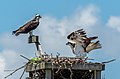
left=66, top=42, right=70, bottom=45
left=66, top=41, right=75, bottom=45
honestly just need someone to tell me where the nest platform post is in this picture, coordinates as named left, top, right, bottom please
left=28, top=35, right=43, bottom=57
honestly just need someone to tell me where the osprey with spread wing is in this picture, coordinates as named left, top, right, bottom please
left=66, top=29, right=101, bottom=58
left=12, top=14, right=42, bottom=36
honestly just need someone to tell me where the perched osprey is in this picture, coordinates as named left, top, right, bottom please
left=66, top=29, right=102, bottom=58
left=12, top=14, right=42, bottom=36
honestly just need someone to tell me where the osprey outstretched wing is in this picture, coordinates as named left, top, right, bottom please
left=66, top=29, right=102, bottom=58
left=12, top=14, right=42, bottom=36
left=67, top=29, right=87, bottom=43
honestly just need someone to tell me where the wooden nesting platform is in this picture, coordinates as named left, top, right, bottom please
left=26, top=62, right=105, bottom=71
left=25, top=57, right=105, bottom=79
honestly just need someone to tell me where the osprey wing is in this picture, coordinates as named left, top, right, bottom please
left=74, top=29, right=87, bottom=37
left=67, top=29, right=87, bottom=43
left=86, top=41, right=102, bottom=53
left=12, top=19, right=39, bottom=36
left=88, top=36, right=98, bottom=41
left=12, top=21, right=32, bottom=36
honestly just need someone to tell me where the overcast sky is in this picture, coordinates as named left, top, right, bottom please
left=0, top=0, right=120, bottom=79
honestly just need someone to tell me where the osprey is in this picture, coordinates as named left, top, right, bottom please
left=66, top=29, right=101, bottom=58
left=66, top=41, right=87, bottom=58
left=12, top=14, right=42, bottom=36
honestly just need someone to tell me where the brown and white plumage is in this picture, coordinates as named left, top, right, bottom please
left=66, top=41, right=87, bottom=58
left=12, top=14, right=42, bottom=36
left=66, top=42, right=76, bottom=54
left=67, top=29, right=98, bottom=45
left=66, top=29, right=102, bottom=58
left=86, top=41, right=101, bottom=53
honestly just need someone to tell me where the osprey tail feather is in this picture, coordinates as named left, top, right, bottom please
left=12, top=30, right=19, bottom=36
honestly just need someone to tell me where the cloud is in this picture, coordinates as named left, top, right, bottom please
left=4, top=5, right=99, bottom=56
left=37, top=5, right=99, bottom=56
left=103, top=16, right=120, bottom=59
left=0, top=4, right=120, bottom=79
left=39, top=4, right=99, bottom=36
left=0, top=50, right=26, bottom=79
left=73, top=4, right=99, bottom=28
left=0, top=5, right=100, bottom=78
left=0, top=56, right=5, bottom=79
left=107, top=16, right=120, bottom=32
left=1, top=50, right=20, bottom=66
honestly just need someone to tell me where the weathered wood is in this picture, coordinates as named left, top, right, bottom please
left=26, top=62, right=105, bottom=72
left=96, top=70, right=101, bottom=79
left=45, top=69, right=52, bottom=79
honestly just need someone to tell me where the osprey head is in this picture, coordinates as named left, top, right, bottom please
left=66, top=41, right=72, bottom=45
left=35, top=14, right=42, bottom=19
left=66, top=41, right=76, bottom=48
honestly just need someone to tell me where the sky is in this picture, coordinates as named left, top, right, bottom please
left=0, top=0, right=120, bottom=79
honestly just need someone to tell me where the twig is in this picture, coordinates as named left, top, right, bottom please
left=59, top=70, right=67, bottom=79
left=57, top=52, right=60, bottom=57
left=51, top=53, right=53, bottom=58
left=55, top=65, right=62, bottom=73
left=102, top=59, right=116, bottom=64
left=5, top=65, right=25, bottom=79
left=20, top=55, right=30, bottom=61
left=81, top=71, right=88, bottom=79
left=68, top=68, right=73, bottom=79
left=19, top=66, right=26, bottom=79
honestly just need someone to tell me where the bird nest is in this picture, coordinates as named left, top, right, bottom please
left=24, top=56, right=102, bottom=79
